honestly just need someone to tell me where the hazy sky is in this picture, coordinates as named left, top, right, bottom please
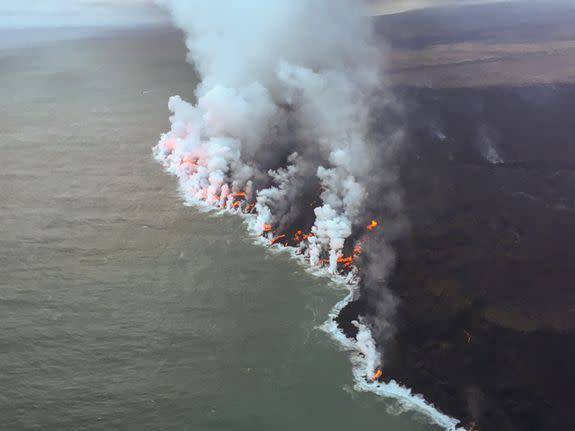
left=0, top=0, right=515, bottom=29
left=0, top=0, right=168, bottom=29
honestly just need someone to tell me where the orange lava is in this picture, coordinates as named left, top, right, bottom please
left=337, top=256, right=353, bottom=268
left=367, top=219, right=378, bottom=231
left=270, top=234, right=286, bottom=245
left=263, top=224, right=272, bottom=232
left=373, top=369, right=382, bottom=380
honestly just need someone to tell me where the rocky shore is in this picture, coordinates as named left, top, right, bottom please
left=338, top=84, right=575, bottom=430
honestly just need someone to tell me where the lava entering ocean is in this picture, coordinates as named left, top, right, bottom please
left=153, top=1, right=465, bottom=430
left=155, top=134, right=379, bottom=275
left=154, top=0, right=403, bottom=396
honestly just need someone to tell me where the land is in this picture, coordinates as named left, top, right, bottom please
left=378, top=1, right=575, bottom=87
left=339, top=3, right=575, bottom=430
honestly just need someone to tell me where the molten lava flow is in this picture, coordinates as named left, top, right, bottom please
left=229, top=191, right=248, bottom=209
left=337, top=255, right=353, bottom=269
left=290, top=229, right=315, bottom=243
left=270, top=234, right=286, bottom=245
left=293, top=230, right=303, bottom=241
left=367, top=219, right=378, bottom=231
left=263, top=224, right=272, bottom=232
left=373, top=369, right=382, bottom=380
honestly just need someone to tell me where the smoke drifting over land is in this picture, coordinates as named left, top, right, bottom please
left=154, top=0, right=405, bottom=374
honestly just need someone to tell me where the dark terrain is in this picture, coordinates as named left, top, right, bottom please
left=377, top=1, right=575, bottom=87
left=340, top=4, right=575, bottom=430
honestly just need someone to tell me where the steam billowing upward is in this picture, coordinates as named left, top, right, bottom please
left=154, top=0, right=404, bottom=374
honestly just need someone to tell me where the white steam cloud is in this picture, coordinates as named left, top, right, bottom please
left=154, top=0, right=387, bottom=275
left=153, top=1, right=412, bottom=410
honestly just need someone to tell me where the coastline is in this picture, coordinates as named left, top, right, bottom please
left=146, top=9, right=575, bottom=426
left=149, top=6, right=575, bottom=427
left=154, top=148, right=468, bottom=430
left=7, top=4, right=575, bottom=428
left=337, top=83, right=575, bottom=430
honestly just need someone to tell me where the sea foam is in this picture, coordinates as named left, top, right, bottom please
left=155, top=160, right=466, bottom=431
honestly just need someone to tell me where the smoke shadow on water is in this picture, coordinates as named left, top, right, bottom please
left=0, top=31, right=442, bottom=431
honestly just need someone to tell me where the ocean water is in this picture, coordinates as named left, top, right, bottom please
left=0, top=29, right=441, bottom=431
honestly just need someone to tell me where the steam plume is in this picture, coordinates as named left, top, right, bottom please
left=152, top=4, right=474, bottom=428
left=154, top=0, right=404, bottom=378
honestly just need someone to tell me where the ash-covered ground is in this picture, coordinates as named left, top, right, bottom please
left=338, top=3, right=575, bottom=428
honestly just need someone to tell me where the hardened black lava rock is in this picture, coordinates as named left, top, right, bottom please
left=338, top=84, right=575, bottom=431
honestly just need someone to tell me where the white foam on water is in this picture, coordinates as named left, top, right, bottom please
left=153, top=152, right=466, bottom=431
left=319, top=284, right=466, bottom=431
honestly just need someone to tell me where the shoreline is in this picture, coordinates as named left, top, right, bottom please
left=170, top=186, right=467, bottom=431
left=340, top=83, right=575, bottom=430
left=216, top=206, right=467, bottom=431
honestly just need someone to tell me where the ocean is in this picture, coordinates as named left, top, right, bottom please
left=0, top=28, right=444, bottom=431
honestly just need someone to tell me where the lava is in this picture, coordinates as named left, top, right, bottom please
left=367, top=219, right=378, bottom=231
left=293, top=230, right=303, bottom=241
left=373, top=369, right=382, bottom=380
left=270, top=234, right=287, bottom=245
left=337, top=256, right=353, bottom=268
